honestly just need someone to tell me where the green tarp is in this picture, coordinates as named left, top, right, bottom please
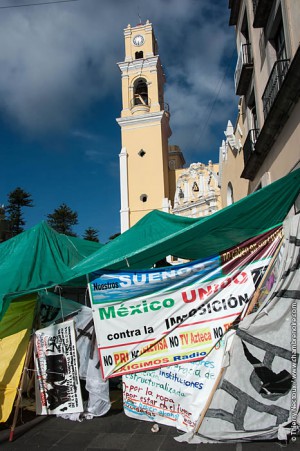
left=70, top=168, right=300, bottom=275
left=0, top=222, right=102, bottom=319
left=0, top=169, right=299, bottom=319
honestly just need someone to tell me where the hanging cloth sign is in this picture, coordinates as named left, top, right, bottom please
left=34, top=319, right=83, bottom=415
left=89, top=227, right=282, bottom=379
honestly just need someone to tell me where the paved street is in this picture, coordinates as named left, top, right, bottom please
left=1, top=411, right=298, bottom=451
left=0, top=390, right=298, bottom=451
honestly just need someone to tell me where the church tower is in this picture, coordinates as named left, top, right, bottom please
left=117, top=21, right=172, bottom=232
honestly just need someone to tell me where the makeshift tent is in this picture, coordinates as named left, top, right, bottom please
left=0, top=170, right=299, bottom=320
left=0, top=293, right=111, bottom=427
left=0, top=294, right=36, bottom=422
left=70, top=168, right=300, bottom=275
left=0, top=222, right=103, bottom=319
left=1, top=171, right=299, bottom=440
left=175, top=213, right=300, bottom=443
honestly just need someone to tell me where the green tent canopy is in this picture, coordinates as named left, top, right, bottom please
left=70, top=168, right=300, bottom=276
left=0, top=169, right=299, bottom=320
left=0, top=222, right=103, bottom=319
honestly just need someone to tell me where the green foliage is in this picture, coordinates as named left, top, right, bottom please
left=6, top=187, right=33, bottom=235
left=109, top=232, right=120, bottom=241
left=47, top=203, right=78, bottom=236
left=0, top=205, right=5, bottom=220
left=83, top=227, right=99, bottom=242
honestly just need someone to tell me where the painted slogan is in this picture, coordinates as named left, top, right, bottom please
left=89, top=227, right=282, bottom=379
left=122, top=338, right=231, bottom=432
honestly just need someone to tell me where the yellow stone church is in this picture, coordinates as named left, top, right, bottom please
left=116, top=21, right=221, bottom=232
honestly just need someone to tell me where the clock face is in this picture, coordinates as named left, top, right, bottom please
left=133, top=34, right=145, bottom=46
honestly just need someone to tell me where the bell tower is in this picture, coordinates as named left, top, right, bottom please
left=117, top=20, right=172, bottom=232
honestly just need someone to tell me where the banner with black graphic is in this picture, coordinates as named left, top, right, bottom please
left=34, top=320, right=83, bottom=415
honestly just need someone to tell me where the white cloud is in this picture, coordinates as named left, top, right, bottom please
left=84, top=149, right=103, bottom=162
left=71, top=130, right=100, bottom=141
left=0, top=0, right=238, bottom=160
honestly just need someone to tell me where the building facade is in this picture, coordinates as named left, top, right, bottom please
left=173, top=161, right=221, bottom=218
left=221, top=0, right=300, bottom=206
left=219, top=105, right=250, bottom=207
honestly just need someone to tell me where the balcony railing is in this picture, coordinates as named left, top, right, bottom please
left=241, top=45, right=300, bottom=181
left=262, top=59, right=290, bottom=118
left=235, top=43, right=253, bottom=95
left=243, top=128, right=260, bottom=166
left=252, top=0, right=274, bottom=28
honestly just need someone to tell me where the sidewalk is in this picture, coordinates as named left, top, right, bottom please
left=0, top=390, right=298, bottom=450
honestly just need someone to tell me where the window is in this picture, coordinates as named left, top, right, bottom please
left=247, top=90, right=259, bottom=132
left=178, top=189, right=184, bottom=199
left=138, top=149, right=146, bottom=157
left=135, top=51, right=143, bottom=59
left=241, top=10, right=250, bottom=45
left=251, top=105, right=258, bottom=130
left=133, top=78, right=148, bottom=106
left=294, top=192, right=300, bottom=215
left=192, top=182, right=199, bottom=192
left=274, top=21, right=287, bottom=61
left=262, top=11, right=290, bottom=118
left=140, top=194, right=148, bottom=203
left=227, top=182, right=234, bottom=206
left=259, top=30, right=266, bottom=67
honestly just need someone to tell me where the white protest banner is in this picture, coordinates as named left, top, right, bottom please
left=34, top=319, right=83, bottom=415
left=123, top=340, right=226, bottom=432
left=89, top=227, right=282, bottom=379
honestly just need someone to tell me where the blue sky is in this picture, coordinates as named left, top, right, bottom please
left=1, top=0, right=237, bottom=243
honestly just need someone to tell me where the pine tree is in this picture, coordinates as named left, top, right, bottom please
left=83, top=227, right=99, bottom=242
left=0, top=205, right=5, bottom=220
left=6, top=187, right=33, bottom=235
left=109, top=232, right=120, bottom=241
left=47, top=203, right=78, bottom=236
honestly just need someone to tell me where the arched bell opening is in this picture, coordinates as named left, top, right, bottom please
left=133, top=78, right=149, bottom=106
